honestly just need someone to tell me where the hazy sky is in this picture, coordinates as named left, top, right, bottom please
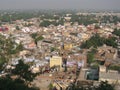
left=0, top=0, right=120, bottom=10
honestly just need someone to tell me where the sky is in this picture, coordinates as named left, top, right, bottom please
left=0, top=0, right=120, bottom=10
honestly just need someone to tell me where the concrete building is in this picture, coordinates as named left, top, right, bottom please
left=99, top=66, right=120, bottom=84
left=50, top=56, right=62, bottom=71
left=64, top=43, right=73, bottom=50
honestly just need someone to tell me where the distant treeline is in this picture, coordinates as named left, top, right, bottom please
left=0, top=10, right=120, bottom=26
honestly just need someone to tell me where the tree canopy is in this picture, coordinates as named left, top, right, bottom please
left=80, top=34, right=117, bottom=49
left=30, top=33, right=44, bottom=45
left=112, top=28, right=120, bottom=37
left=0, top=34, right=23, bottom=70
left=80, top=34, right=105, bottom=49
left=12, top=60, right=37, bottom=83
left=0, top=60, right=39, bottom=90
left=70, top=14, right=98, bottom=26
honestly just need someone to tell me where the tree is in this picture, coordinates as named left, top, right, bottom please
left=0, top=76, right=15, bottom=90
left=30, top=33, right=38, bottom=40
left=109, top=65, right=120, bottom=72
left=39, top=20, right=51, bottom=27
left=87, top=53, right=95, bottom=64
left=12, top=60, right=37, bottom=84
left=80, top=33, right=118, bottom=49
left=50, top=47, right=57, bottom=52
left=35, top=36, right=44, bottom=42
left=95, top=25, right=100, bottom=29
left=80, top=34, right=104, bottom=49
left=0, top=59, right=39, bottom=90
left=0, top=74, right=39, bottom=90
left=0, top=34, right=23, bottom=70
left=0, top=12, right=37, bottom=22
left=112, top=28, right=120, bottom=37
left=48, top=83, right=54, bottom=90
left=16, top=26, right=20, bottom=30
left=70, top=14, right=98, bottom=26
left=105, top=37, right=117, bottom=48
left=30, top=33, right=44, bottom=45
left=96, top=81, right=114, bottom=90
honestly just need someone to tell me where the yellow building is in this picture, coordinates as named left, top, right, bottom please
left=64, top=43, right=73, bottom=50
left=50, top=56, right=62, bottom=71
left=64, top=22, right=71, bottom=26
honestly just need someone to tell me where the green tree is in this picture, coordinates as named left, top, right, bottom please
left=80, top=33, right=118, bottom=49
left=105, top=37, right=117, bottom=48
left=30, top=33, right=44, bottom=45
left=109, top=65, right=120, bottom=72
left=50, top=47, right=56, bottom=52
left=112, top=28, right=120, bottom=36
left=87, top=53, right=94, bottom=64
left=30, top=33, right=38, bottom=40
left=12, top=60, right=37, bottom=84
left=39, top=20, right=51, bottom=27
left=35, top=36, right=44, bottom=42
left=16, top=26, right=20, bottom=30
left=0, top=71, right=39, bottom=90
left=0, top=34, right=23, bottom=70
left=48, top=83, right=54, bottom=90
left=96, top=81, right=114, bottom=90
left=0, top=58, right=39, bottom=90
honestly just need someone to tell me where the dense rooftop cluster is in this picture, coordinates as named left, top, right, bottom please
left=0, top=11, right=120, bottom=90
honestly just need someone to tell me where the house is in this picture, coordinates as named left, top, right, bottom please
left=19, top=50, right=31, bottom=56
left=69, top=53, right=87, bottom=68
left=50, top=56, right=62, bottom=71
left=0, top=26, right=9, bottom=32
left=99, top=66, right=120, bottom=84
left=94, top=45, right=117, bottom=65
left=64, top=43, right=73, bottom=50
